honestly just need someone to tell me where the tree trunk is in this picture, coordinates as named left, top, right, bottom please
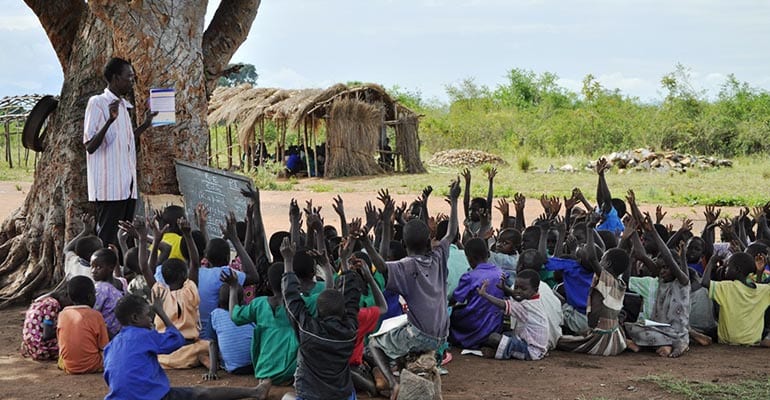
left=0, top=1, right=260, bottom=306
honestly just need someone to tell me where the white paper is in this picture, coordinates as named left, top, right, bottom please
left=460, top=349, right=484, bottom=357
left=643, top=319, right=671, bottom=327
left=370, top=314, right=408, bottom=337
left=150, top=88, right=175, bottom=126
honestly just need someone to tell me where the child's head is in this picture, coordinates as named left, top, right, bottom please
left=402, top=219, right=431, bottom=254
left=161, top=258, right=188, bottom=288
left=50, top=283, right=73, bottom=307
left=657, top=253, right=677, bottom=283
left=75, top=235, right=103, bottom=262
left=115, top=294, right=152, bottom=329
left=68, top=276, right=96, bottom=307
left=521, top=226, right=541, bottom=251
left=600, top=248, right=629, bottom=277
left=90, top=248, right=118, bottom=282
left=180, top=230, right=207, bottom=262
left=269, top=231, right=290, bottom=262
left=293, top=249, right=316, bottom=280
left=464, top=238, right=489, bottom=268
left=468, top=197, right=487, bottom=222
left=597, top=230, right=618, bottom=249
left=268, top=262, right=284, bottom=295
left=685, top=236, right=706, bottom=264
left=388, top=240, right=407, bottom=261
left=569, top=223, right=587, bottom=245
left=124, top=247, right=139, bottom=275
left=516, top=249, right=546, bottom=274
left=724, top=252, right=755, bottom=280
left=218, top=281, right=243, bottom=309
left=496, top=228, right=521, bottom=255
left=323, top=225, right=339, bottom=241
left=161, top=205, right=186, bottom=234
left=513, top=269, right=540, bottom=301
left=746, top=242, right=769, bottom=262
left=316, top=289, right=345, bottom=319
left=610, top=198, right=627, bottom=219
left=205, top=238, right=230, bottom=267
left=235, top=221, right=247, bottom=243
left=435, top=220, right=459, bottom=244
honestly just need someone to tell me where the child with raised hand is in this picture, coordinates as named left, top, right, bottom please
left=557, top=211, right=630, bottom=356
left=103, top=291, right=267, bottom=400
left=204, top=284, right=255, bottom=381
left=625, top=212, right=691, bottom=358
left=461, top=167, right=496, bottom=243
left=449, top=238, right=508, bottom=349
left=367, top=179, right=461, bottom=400
left=57, top=276, right=109, bottom=374
left=90, top=248, right=127, bottom=338
left=134, top=217, right=209, bottom=369
left=222, top=262, right=299, bottom=396
left=21, top=284, right=72, bottom=361
left=281, top=232, right=362, bottom=400
left=477, top=270, right=549, bottom=360
left=63, top=214, right=101, bottom=279
left=702, top=251, right=770, bottom=346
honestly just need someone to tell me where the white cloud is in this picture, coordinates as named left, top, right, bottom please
left=0, top=16, right=39, bottom=31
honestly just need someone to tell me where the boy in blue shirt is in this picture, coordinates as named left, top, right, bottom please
left=104, top=291, right=266, bottom=400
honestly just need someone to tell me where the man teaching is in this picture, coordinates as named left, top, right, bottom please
left=83, top=57, right=155, bottom=247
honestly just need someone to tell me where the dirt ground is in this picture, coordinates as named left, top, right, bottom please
left=0, top=181, right=760, bottom=400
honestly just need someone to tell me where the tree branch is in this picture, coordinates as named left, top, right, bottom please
left=202, top=0, right=261, bottom=97
left=24, top=0, right=87, bottom=71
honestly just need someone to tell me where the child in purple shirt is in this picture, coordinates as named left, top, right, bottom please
left=449, top=238, right=507, bottom=349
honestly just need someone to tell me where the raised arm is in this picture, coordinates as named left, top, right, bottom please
left=65, top=215, right=95, bottom=253
left=701, top=254, right=721, bottom=289
left=477, top=280, right=507, bottom=310
left=242, top=185, right=268, bottom=263
left=594, top=158, right=612, bottom=213
left=461, top=168, right=471, bottom=220
left=194, top=203, right=210, bottom=245
left=444, top=178, right=462, bottom=244
left=222, top=211, right=259, bottom=285
left=289, top=199, right=301, bottom=247
left=584, top=212, right=603, bottom=275
left=513, top=193, right=526, bottom=231
left=643, top=213, right=688, bottom=285
left=485, top=168, right=496, bottom=216
left=179, top=217, right=200, bottom=284
left=377, top=190, right=395, bottom=261
left=419, top=185, right=433, bottom=224
left=332, top=195, right=348, bottom=237
left=358, top=255, right=387, bottom=315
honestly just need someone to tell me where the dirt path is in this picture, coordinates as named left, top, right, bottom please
left=0, top=181, right=757, bottom=400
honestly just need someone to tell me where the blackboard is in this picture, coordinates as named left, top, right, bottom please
left=174, top=159, right=254, bottom=241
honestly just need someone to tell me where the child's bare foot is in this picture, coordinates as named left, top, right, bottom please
left=656, top=346, right=673, bottom=357
left=670, top=344, right=689, bottom=358
left=689, top=329, right=712, bottom=346
left=625, top=339, right=640, bottom=352
left=372, top=367, right=389, bottom=392
left=760, top=338, right=770, bottom=348
left=255, top=379, right=272, bottom=400
left=480, top=346, right=496, bottom=358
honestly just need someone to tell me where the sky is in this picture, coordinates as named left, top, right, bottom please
left=1, top=0, right=769, bottom=103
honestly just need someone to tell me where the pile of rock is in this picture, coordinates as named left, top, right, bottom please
left=589, top=148, right=732, bottom=173
left=427, top=149, right=507, bottom=168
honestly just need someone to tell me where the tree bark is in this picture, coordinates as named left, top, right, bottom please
left=0, top=1, right=260, bottom=306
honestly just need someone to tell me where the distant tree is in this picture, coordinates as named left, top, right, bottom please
left=217, top=63, right=258, bottom=87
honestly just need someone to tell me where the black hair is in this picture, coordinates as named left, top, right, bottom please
left=115, top=294, right=148, bottom=326
left=268, top=262, right=284, bottom=294
left=597, top=230, right=618, bottom=249
left=161, top=205, right=186, bottom=234
left=393, top=224, right=403, bottom=242
left=388, top=240, right=407, bottom=261
left=180, top=230, right=207, bottom=261
left=161, top=258, right=188, bottom=286
left=729, top=252, right=756, bottom=277
left=521, top=226, right=542, bottom=250
left=652, top=224, right=670, bottom=242
left=124, top=247, right=139, bottom=273
left=464, top=238, right=490, bottom=263
left=316, top=289, right=345, bottom=319
left=68, top=276, right=95, bottom=306
left=353, top=251, right=372, bottom=268
left=91, top=248, right=118, bottom=267
left=205, top=238, right=231, bottom=267
left=499, top=228, right=522, bottom=247
left=470, top=197, right=487, bottom=210
left=293, top=249, right=316, bottom=279
left=403, top=219, right=431, bottom=253
left=218, top=282, right=243, bottom=309
left=269, top=231, right=290, bottom=262
left=517, top=269, right=540, bottom=290
left=604, top=248, right=630, bottom=277
left=746, top=242, right=769, bottom=258
left=75, top=235, right=102, bottom=261
left=103, top=57, right=131, bottom=83
left=435, top=220, right=460, bottom=243
left=517, top=249, right=546, bottom=272
left=323, top=225, right=338, bottom=240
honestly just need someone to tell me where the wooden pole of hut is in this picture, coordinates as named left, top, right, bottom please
left=311, top=114, right=318, bottom=178
left=208, top=124, right=213, bottom=166
left=226, top=125, right=233, bottom=170
left=259, top=118, right=265, bottom=166
left=302, top=118, right=311, bottom=176
left=4, top=121, right=12, bottom=168
left=214, top=124, right=220, bottom=169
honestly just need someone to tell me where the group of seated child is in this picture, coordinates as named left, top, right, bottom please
left=20, top=159, right=770, bottom=400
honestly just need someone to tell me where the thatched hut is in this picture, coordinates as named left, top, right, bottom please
left=207, top=83, right=425, bottom=178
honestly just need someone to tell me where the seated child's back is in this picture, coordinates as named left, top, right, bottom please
left=57, top=276, right=109, bottom=374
